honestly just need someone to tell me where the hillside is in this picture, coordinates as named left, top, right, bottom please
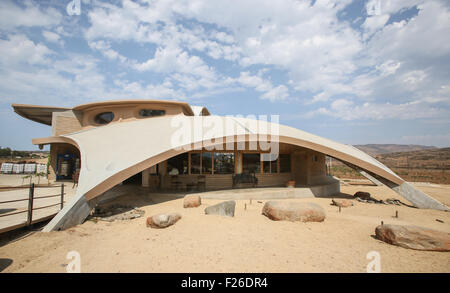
left=354, top=144, right=437, bottom=156
left=330, top=147, right=450, bottom=184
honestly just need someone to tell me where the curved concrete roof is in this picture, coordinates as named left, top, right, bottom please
left=12, top=100, right=198, bottom=126
left=12, top=104, right=70, bottom=125
left=42, top=115, right=448, bottom=231
left=72, top=99, right=195, bottom=116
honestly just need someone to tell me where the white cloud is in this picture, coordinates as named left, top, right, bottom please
left=237, top=71, right=289, bottom=101
left=0, top=34, right=53, bottom=65
left=42, top=31, right=64, bottom=46
left=261, top=85, right=289, bottom=102
left=308, top=98, right=447, bottom=121
left=0, top=0, right=62, bottom=30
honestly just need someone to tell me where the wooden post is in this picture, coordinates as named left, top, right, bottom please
left=27, top=183, right=34, bottom=226
left=395, top=211, right=398, bottom=218
left=60, top=183, right=65, bottom=210
left=245, top=203, right=247, bottom=210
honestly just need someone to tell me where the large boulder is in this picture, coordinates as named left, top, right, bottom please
left=184, top=195, right=201, bottom=208
left=204, top=201, right=236, bottom=217
left=331, top=199, right=353, bottom=208
left=375, top=224, right=450, bottom=251
left=262, top=201, right=325, bottom=222
left=354, top=191, right=371, bottom=200
left=146, top=213, right=181, bottom=228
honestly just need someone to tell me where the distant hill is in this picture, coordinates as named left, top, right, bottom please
left=330, top=146, right=450, bottom=184
left=353, top=144, right=437, bottom=156
left=374, top=147, right=450, bottom=164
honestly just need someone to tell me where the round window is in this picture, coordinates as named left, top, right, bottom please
left=139, top=109, right=165, bottom=117
left=94, top=112, right=114, bottom=125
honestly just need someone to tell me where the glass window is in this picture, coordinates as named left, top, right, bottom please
left=214, top=153, right=235, bottom=174
left=201, top=152, right=213, bottom=174
left=139, top=109, right=165, bottom=117
left=262, top=158, right=278, bottom=174
left=190, top=153, right=201, bottom=174
left=94, top=112, right=114, bottom=125
left=167, top=153, right=188, bottom=175
left=279, top=154, right=291, bottom=173
left=243, top=153, right=260, bottom=174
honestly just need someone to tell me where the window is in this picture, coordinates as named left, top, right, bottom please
left=214, top=153, right=235, bottom=174
left=167, top=153, right=188, bottom=175
left=279, top=154, right=291, bottom=173
left=201, top=152, right=213, bottom=174
left=262, top=158, right=278, bottom=174
left=94, top=112, right=114, bottom=125
left=139, top=109, right=165, bottom=117
left=242, top=153, right=260, bottom=174
left=190, top=153, right=201, bottom=174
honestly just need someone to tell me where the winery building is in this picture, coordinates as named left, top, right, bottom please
left=12, top=100, right=448, bottom=231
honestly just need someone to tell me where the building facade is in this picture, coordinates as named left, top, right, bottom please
left=12, top=100, right=449, bottom=231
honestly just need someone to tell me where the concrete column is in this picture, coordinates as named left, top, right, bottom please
left=142, top=168, right=149, bottom=187
left=236, top=152, right=243, bottom=174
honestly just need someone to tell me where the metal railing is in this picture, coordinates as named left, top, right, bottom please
left=0, top=183, right=65, bottom=233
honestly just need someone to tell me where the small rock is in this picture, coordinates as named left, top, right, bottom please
left=146, top=213, right=181, bottom=228
left=375, top=224, right=450, bottom=251
left=184, top=195, right=201, bottom=208
left=331, top=199, right=353, bottom=208
left=204, top=201, right=236, bottom=217
left=354, top=191, right=371, bottom=200
left=262, top=201, right=325, bottom=222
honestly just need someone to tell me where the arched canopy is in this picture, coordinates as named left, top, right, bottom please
left=48, top=115, right=406, bottom=200
left=41, top=115, right=449, bottom=231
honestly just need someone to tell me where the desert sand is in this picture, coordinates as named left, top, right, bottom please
left=0, top=182, right=449, bottom=273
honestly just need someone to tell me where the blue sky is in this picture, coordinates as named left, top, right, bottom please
left=0, top=0, right=449, bottom=150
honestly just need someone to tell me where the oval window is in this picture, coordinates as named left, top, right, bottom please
left=94, top=112, right=114, bottom=125
left=139, top=109, right=165, bottom=117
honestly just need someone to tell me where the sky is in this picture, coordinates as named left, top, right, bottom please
left=0, top=0, right=449, bottom=150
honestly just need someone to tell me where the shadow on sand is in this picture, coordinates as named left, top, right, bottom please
left=0, top=258, right=13, bottom=272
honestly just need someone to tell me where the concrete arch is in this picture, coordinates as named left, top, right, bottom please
left=43, top=116, right=449, bottom=231
left=83, top=134, right=403, bottom=201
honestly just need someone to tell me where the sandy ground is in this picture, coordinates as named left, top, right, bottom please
left=0, top=183, right=449, bottom=273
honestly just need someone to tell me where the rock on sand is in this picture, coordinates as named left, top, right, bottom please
left=146, top=213, right=181, bottom=228
left=184, top=195, right=201, bottom=208
left=354, top=191, right=371, bottom=200
left=204, top=200, right=236, bottom=217
left=262, top=201, right=326, bottom=222
left=331, top=199, right=353, bottom=208
left=375, top=224, right=450, bottom=251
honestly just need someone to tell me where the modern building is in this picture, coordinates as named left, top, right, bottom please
left=12, top=100, right=449, bottom=231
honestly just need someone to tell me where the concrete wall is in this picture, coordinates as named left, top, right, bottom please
left=52, top=110, right=83, bottom=136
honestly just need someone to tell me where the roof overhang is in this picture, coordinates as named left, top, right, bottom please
left=12, top=104, right=70, bottom=126
left=72, top=99, right=195, bottom=116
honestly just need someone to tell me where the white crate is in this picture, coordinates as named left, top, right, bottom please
left=1, top=163, right=13, bottom=174
left=24, top=163, right=36, bottom=173
left=36, top=164, right=47, bottom=174
left=13, top=164, right=24, bottom=174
